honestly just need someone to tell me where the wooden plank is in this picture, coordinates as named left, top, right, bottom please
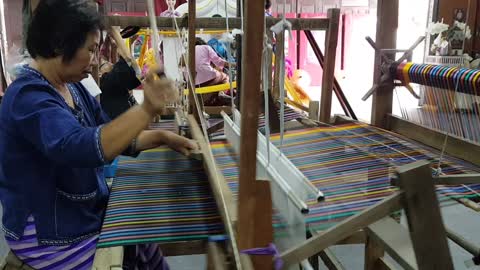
left=336, top=230, right=366, bottom=245
left=319, top=248, right=345, bottom=270
left=366, top=217, right=418, bottom=270
left=204, top=106, right=232, bottom=116
left=280, top=192, right=403, bottom=268
left=370, top=0, right=398, bottom=128
left=435, top=174, right=480, bottom=185
left=207, top=121, right=224, bottom=136
left=364, top=233, right=385, bottom=270
left=105, top=16, right=330, bottom=30
left=159, top=240, right=206, bottom=256
left=309, top=101, right=320, bottom=120
left=396, top=161, right=454, bottom=270
left=207, top=242, right=227, bottom=270
left=378, top=257, right=397, bottom=270
left=319, top=9, right=340, bottom=123
left=272, top=31, right=285, bottom=101
left=445, top=228, right=480, bottom=258
left=187, top=115, right=237, bottom=224
left=187, top=0, right=198, bottom=118
left=387, top=114, right=480, bottom=167
left=237, top=1, right=274, bottom=269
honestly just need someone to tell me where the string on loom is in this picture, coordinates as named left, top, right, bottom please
left=222, top=0, right=236, bottom=109
left=263, top=9, right=272, bottom=163
left=394, top=64, right=480, bottom=199
left=171, top=12, right=244, bottom=270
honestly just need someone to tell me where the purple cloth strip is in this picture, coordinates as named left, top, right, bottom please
left=240, top=243, right=283, bottom=270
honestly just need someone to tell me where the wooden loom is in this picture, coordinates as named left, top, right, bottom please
left=93, top=1, right=342, bottom=269
left=93, top=0, right=480, bottom=269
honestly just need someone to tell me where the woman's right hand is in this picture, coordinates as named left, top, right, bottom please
left=141, top=67, right=178, bottom=115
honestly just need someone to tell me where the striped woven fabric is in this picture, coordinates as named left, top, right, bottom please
left=99, top=122, right=480, bottom=247
left=211, top=122, right=480, bottom=231
left=97, top=148, right=224, bottom=248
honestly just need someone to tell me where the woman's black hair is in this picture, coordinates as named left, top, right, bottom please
left=265, top=0, right=272, bottom=10
left=195, top=37, right=207, bottom=46
left=26, top=0, right=103, bottom=63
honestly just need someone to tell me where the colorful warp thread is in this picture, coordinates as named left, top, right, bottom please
left=99, top=122, right=480, bottom=247
left=395, top=62, right=480, bottom=144
left=97, top=148, right=224, bottom=248
left=211, top=123, right=480, bottom=232
left=396, top=62, right=480, bottom=96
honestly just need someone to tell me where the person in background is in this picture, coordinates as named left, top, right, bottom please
left=160, top=0, right=181, bottom=17
left=265, top=0, right=273, bottom=17
left=100, top=26, right=143, bottom=119
left=0, top=1, right=196, bottom=269
left=193, top=37, right=234, bottom=106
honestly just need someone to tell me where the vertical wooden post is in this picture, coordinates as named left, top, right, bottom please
left=188, top=0, right=199, bottom=119
left=234, top=0, right=242, bottom=109
left=238, top=0, right=274, bottom=268
left=370, top=0, right=398, bottom=127
left=364, top=234, right=385, bottom=270
left=397, top=161, right=454, bottom=270
left=319, top=9, right=340, bottom=123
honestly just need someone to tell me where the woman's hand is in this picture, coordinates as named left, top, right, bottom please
left=141, top=67, right=178, bottom=115
left=164, top=131, right=199, bottom=156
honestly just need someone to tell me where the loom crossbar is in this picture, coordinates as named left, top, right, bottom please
left=105, top=16, right=329, bottom=30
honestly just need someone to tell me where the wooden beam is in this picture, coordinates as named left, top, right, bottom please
left=335, top=230, right=366, bottom=245
left=387, top=114, right=480, bottom=167
left=280, top=192, right=403, bottom=267
left=187, top=0, right=198, bottom=118
left=364, top=233, right=385, bottom=270
left=104, top=16, right=330, bottom=30
left=366, top=217, right=418, bottom=270
left=159, top=240, right=206, bottom=256
left=445, top=228, right=480, bottom=258
left=319, top=249, right=345, bottom=270
left=309, top=101, right=320, bottom=120
left=434, top=174, right=480, bottom=185
left=370, top=0, right=398, bottom=127
left=204, top=106, right=232, bottom=116
left=187, top=115, right=237, bottom=225
left=308, top=228, right=346, bottom=270
left=207, top=242, right=227, bottom=270
left=396, top=161, right=454, bottom=269
left=237, top=0, right=274, bottom=268
left=319, top=9, right=340, bottom=123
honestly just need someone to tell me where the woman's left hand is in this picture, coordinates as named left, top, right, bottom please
left=165, top=132, right=199, bottom=156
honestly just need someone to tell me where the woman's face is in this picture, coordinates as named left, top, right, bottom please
left=60, top=30, right=100, bottom=82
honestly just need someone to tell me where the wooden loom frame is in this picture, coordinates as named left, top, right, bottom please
left=95, top=1, right=342, bottom=269
left=95, top=0, right=480, bottom=268
left=288, top=0, right=480, bottom=269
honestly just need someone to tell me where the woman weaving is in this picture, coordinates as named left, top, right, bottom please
left=0, top=0, right=196, bottom=269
